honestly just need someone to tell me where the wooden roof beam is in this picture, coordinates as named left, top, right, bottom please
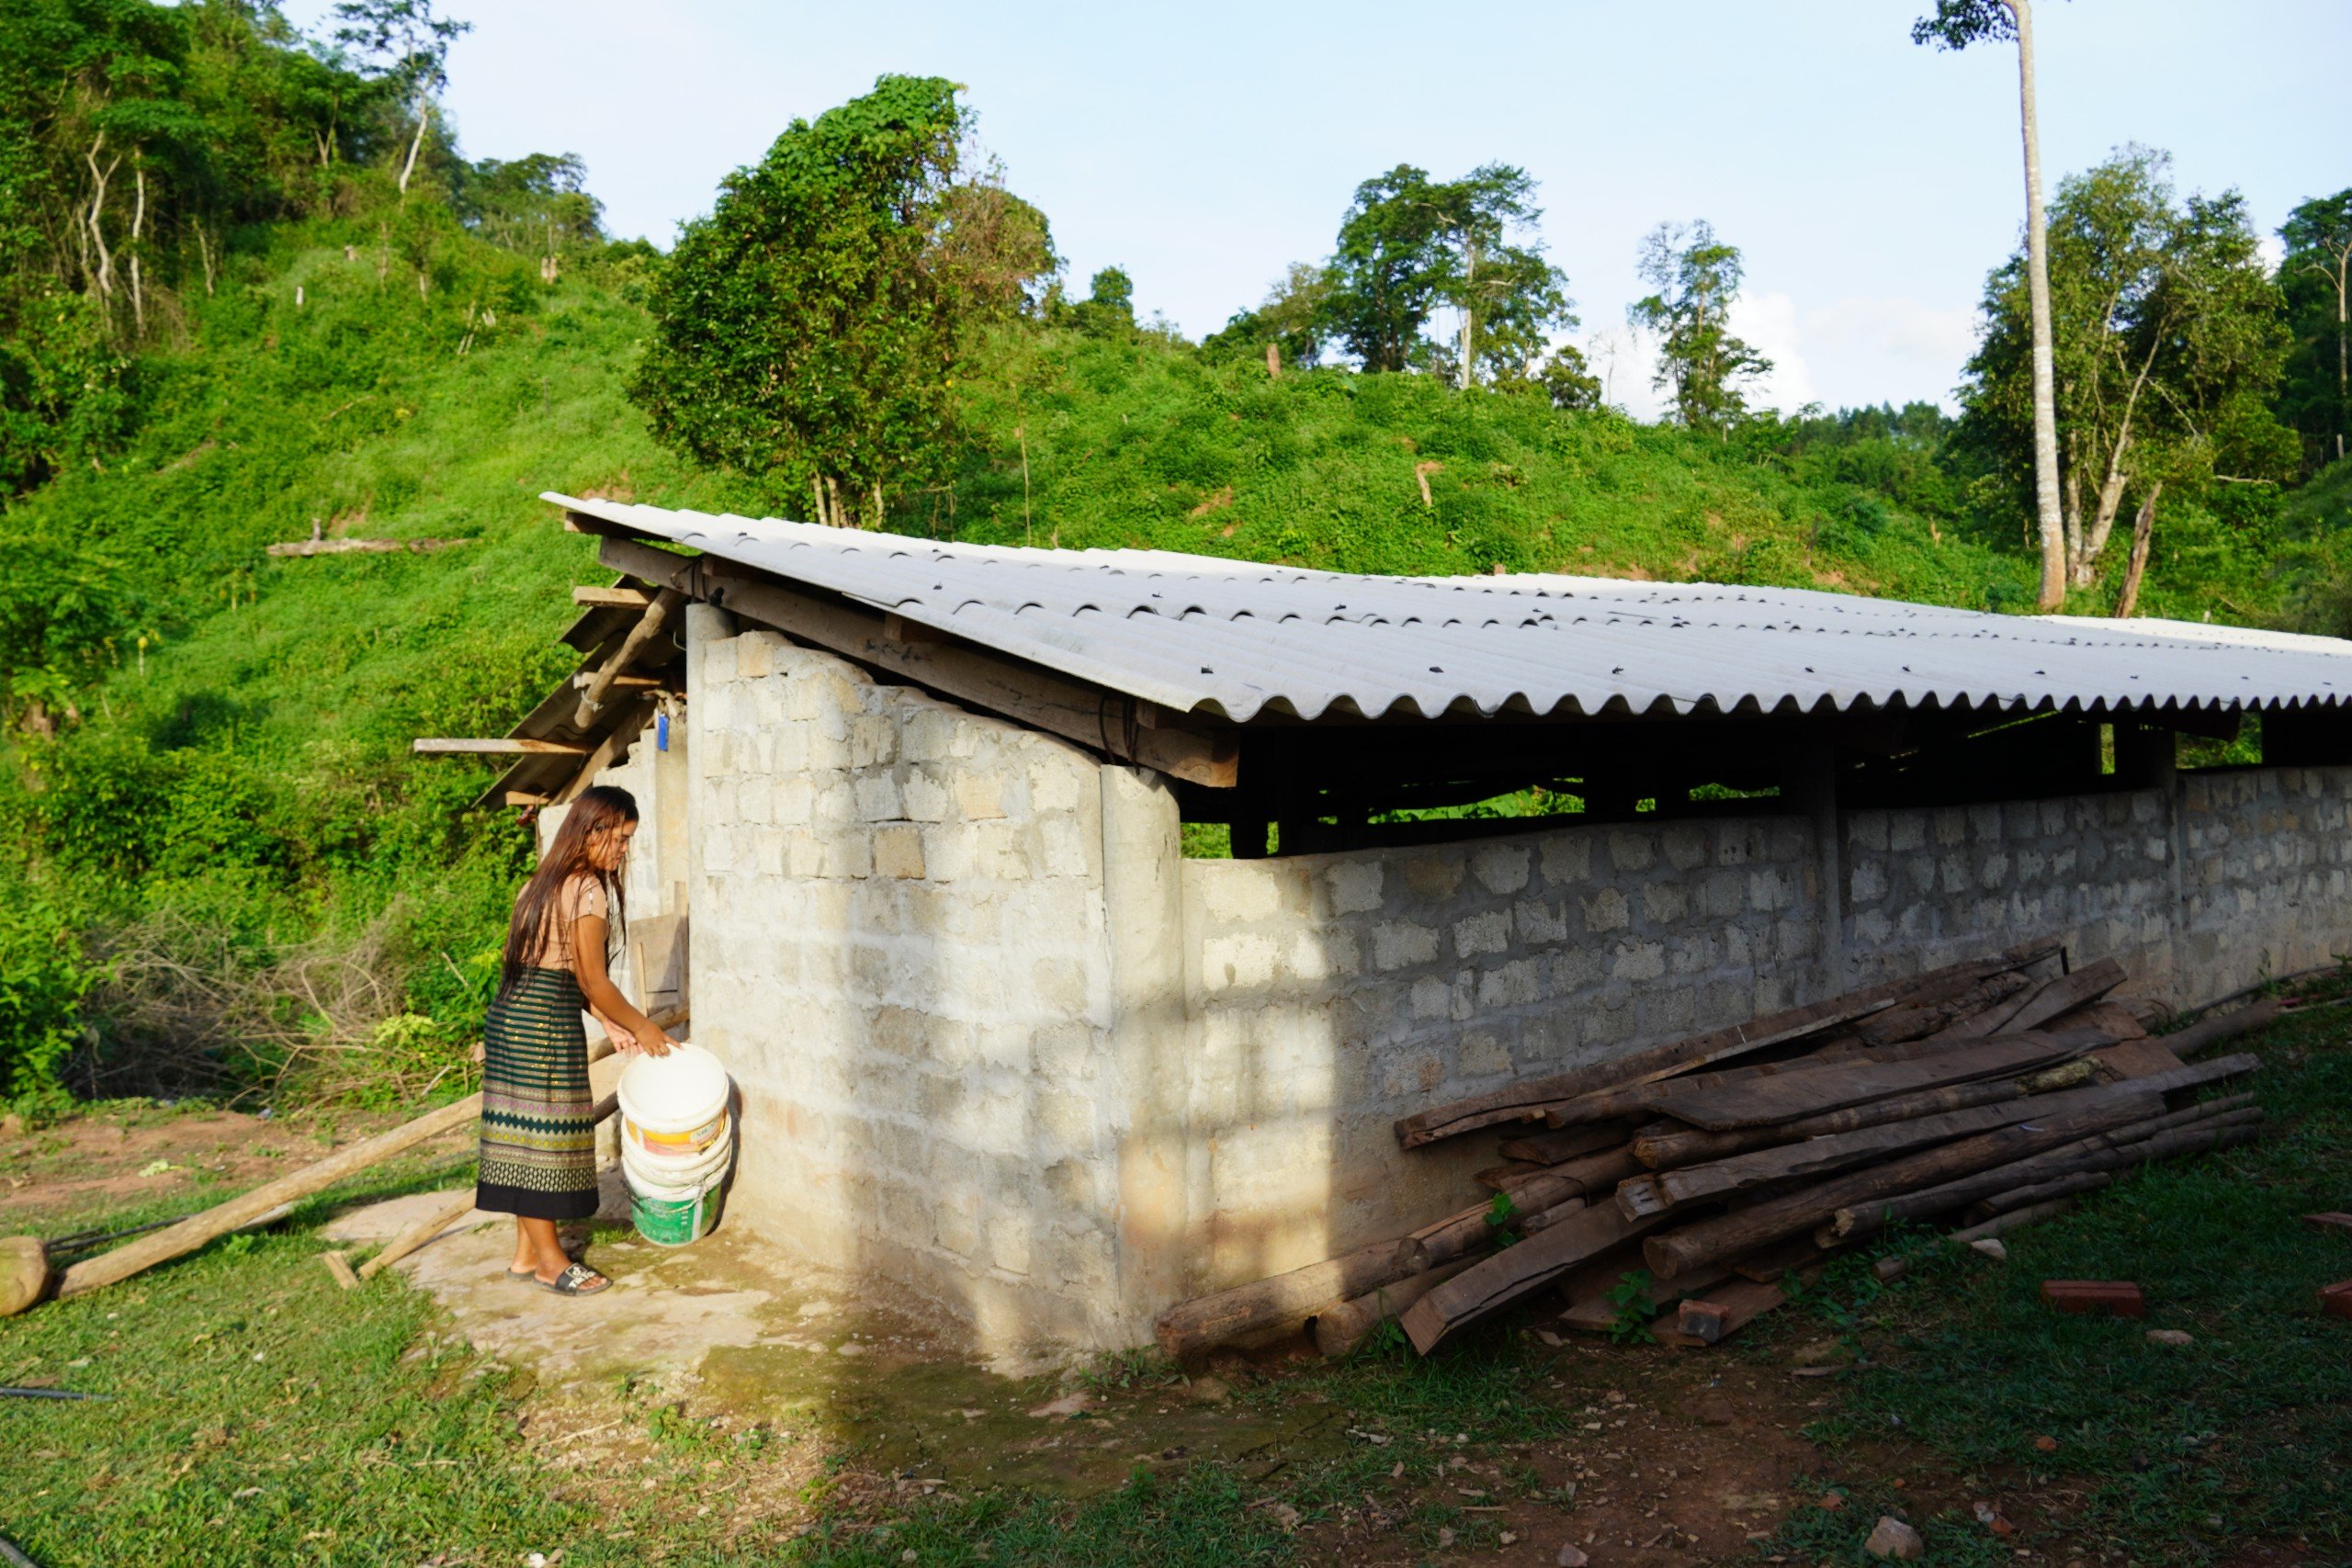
left=413, top=739, right=589, bottom=756
left=596, top=535, right=1238, bottom=789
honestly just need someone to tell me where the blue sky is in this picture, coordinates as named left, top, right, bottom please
left=287, top=0, right=2348, bottom=418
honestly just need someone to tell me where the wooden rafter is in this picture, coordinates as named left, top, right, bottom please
left=413, top=738, right=588, bottom=756
left=594, top=531, right=1239, bottom=789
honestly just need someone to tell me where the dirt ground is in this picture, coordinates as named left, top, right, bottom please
left=6, top=1106, right=2273, bottom=1566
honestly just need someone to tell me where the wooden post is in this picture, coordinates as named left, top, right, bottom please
left=572, top=589, right=685, bottom=729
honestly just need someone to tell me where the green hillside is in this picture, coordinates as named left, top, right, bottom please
left=1, top=16, right=2346, bottom=1111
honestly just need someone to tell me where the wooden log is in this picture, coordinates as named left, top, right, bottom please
left=1849, top=970, right=2032, bottom=1046
left=1822, top=1094, right=2264, bottom=1242
left=1928, top=1098, right=2261, bottom=1229
left=553, top=693, right=658, bottom=807
left=1622, top=1057, right=2222, bottom=1221
left=1476, top=1161, right=1548, bottom=1192
left=356, top=1190, right=482, bottom=1280
left=1155, top=1238, right=1414, bottom=1358
left=1311, top=1257, right=1478, bottom=1357
left=1498, top=1122, right=1635, bottom=1165
left=413, top=738, right=589, bottom=756
left=570, top=671, right=663, bottom=692
left=1657, top=1278, right=1789, bottom=1347
left=1398, top=1177, right=1591, bottom=1274
left=1402, top=1202, right=1669, bottom=1353
left=56, top=1044, right=635, bottom=1302
left=266, top=537, right=469, bottom=557
left=2085, top=1038, right=2186, bottom=1082
left=1948, top=1197, right=2078, bottom=1245
left=1393, top=940, right=2064, bottom=1147
left=1644, top=1032, right=2095, bottom=1132
left=573, top=587, right=684, bottom=729
left=1642, top=1095, right=2161, bottom=1280
left=1557, top=1264, right=1732, bottom=1333
left=321, top=1250, right=360, bottom=1291
left=599, top=535, right=1240, bottom=790
left=2162, top=999, right=2280, bottom=1060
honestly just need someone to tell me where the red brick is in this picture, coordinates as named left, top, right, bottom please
left=2040, top=1280, right=2147, bottom=1317
left=2321, top=1280, right=2352, bottom=1321
left=1676, top=1298, right=1729, bottom=1344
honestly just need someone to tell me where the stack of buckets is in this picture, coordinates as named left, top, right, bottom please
left=616, top=1043, right=734, bottom=1247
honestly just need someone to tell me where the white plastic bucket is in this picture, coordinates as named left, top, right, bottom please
left=622, top=1127, right=733, bottom=1191
left=616, top=1043, right=731, bottom=1156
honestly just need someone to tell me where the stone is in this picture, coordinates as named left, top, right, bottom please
left=1864, top=1516, right=1926, bottom=1561
left=0, top=1236, right=49, bottom=1317
left=2034, top=1435, right=2060, bottom=1452
left=1026, top=1391, right=1091, bottom=1419
left=1556, top=1548, right=1589, bottom=1567
left=1969, top=1238, right=2008, bottom=1261
left=1182, top=1374, right=1232, bottom=1404
left=2144, top=1328, right=2195, bottom=1347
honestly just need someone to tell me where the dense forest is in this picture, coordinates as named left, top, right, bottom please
left=1, top=0, right=2346, bottom=1111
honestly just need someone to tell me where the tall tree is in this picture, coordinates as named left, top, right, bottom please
left=1321, top=162, right=1571, bottom=382
left=1627, top=220, right=1770, bottom=436
left=330, top=0, right=469, bottom=197
left=1322, top=164, right=1450, bottom=372
left=1915, top=0, right=2068, bottom=610
left=1955, top=149, right=2295, bottom=609
left=1203, top=261, right=1331, bottom=369
left=2279, top=190, right=2352, bottom=471
left=628, top=75, right=970, bottom=528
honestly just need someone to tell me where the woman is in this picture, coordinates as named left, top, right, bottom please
left=480, top=784, right=674, bottom=1296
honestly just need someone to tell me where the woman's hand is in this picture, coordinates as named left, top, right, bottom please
left=635, top=1030, right=677, bottom=1058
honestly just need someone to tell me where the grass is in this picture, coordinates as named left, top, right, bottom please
left=6, top=991, right=2349, bottom=1564
left=1741, top=990, right=2352, bottom=1564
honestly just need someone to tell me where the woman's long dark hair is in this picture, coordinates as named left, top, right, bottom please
left=500, top=785, right=637, bottom=998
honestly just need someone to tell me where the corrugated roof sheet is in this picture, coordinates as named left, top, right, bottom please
left=549, top=494, right=2352, bottom=725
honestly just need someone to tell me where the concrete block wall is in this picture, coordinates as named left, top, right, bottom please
left=659, top=617, right=2352, bottom=1348
left=681, top=605, right=1150, bottom=1350
left=1177, top=818, right=1824, bottom=1287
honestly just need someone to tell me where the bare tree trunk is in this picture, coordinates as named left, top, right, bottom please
left=398, top=102, right=430, bottom=196
left=195, top=222, right=216, bottom=297
left=1265, top=341, right=1281, bottom=378
left=827, top=475, right=848, bottom=531
left=2335, top=243, right=2349, bottom=464
left=85, top=133, right=119, bottom=310
left=1459, top=237, right=1476, bottom=389
left=2111, top=481, right=2161, bottom=618
left=871, top=479, right=884, bottom=532
left=2013, top=0, right=2066, bottom=610
left=128, top=162, right=147, bottom=338
left=810, top=476, right=827, bottom=527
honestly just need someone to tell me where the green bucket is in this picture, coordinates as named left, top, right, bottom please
left=631, top=1179, right=724, bottom=1247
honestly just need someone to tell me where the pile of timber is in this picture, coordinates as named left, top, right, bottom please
left=1155, top=940, right=2279, bottom=1359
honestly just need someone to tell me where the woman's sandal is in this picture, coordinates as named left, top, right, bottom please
left=503, top=1267, right=538, bottom=1284
left=536, top=1261, right=612, bottom=1296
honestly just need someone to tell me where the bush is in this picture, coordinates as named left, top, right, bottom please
left=0, top=897, right=102, bottom=1106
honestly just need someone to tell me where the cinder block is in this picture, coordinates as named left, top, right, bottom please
left=1371, top=920, right=1440, bottom=971
left=873, top=825, right=926, bottom=880
left=1608, top=831, right=1656, bottom=874
left=1453, top=908, right=1510, bottom=958
left=1539, top=834, right=1592, bottom=886
left=1471, top=843, right=1532, bottom=896
left=1404, top=854, right=1464, bottom=900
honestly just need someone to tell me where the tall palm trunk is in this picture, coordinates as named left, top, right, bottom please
left=2013, top=0, right=2065, bottom=610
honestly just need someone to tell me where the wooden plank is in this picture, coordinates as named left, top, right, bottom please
left=2001, top=958, right=2127, bottom=1035
left=1395, top=939, right=2065, bottom=1147
left=2052, top=1000, right=2149, bottom=1042
left=413, top=739, right=589, bottom=756
left=1645, top=1033, right=2090, bottom=1131
left=1641, top=1094, right=2162, bottom=1280
left=1623, top=1057, right=2209, bottom=1220
left=1401, top=1201, right=1669, bottom=1353
left=321, top=1251, right=360, bottom=1290
left=598, top=536, right=1240, bottom=790
left=1557, top=1264, right=1732, bottom=1332
left=573, top=585, right=652, bottom=608
left=1633, top=1067, right=2069, bottom=1170
left=2086, top=1038, right=2186, bottom=1082
left=1498, top=1123, right=1635, bottom=1165
left=503, top=791, right=552, bottom=808
left=356, top=1191, right=481, bottom=1280
left=1662, top=1279, right=1788, bottom=1346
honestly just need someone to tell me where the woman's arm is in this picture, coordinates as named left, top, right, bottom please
left=573, top=914, right=674, bottom=1056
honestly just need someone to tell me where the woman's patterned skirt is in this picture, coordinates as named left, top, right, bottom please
left=476, top=966, right=599, bottom=1221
